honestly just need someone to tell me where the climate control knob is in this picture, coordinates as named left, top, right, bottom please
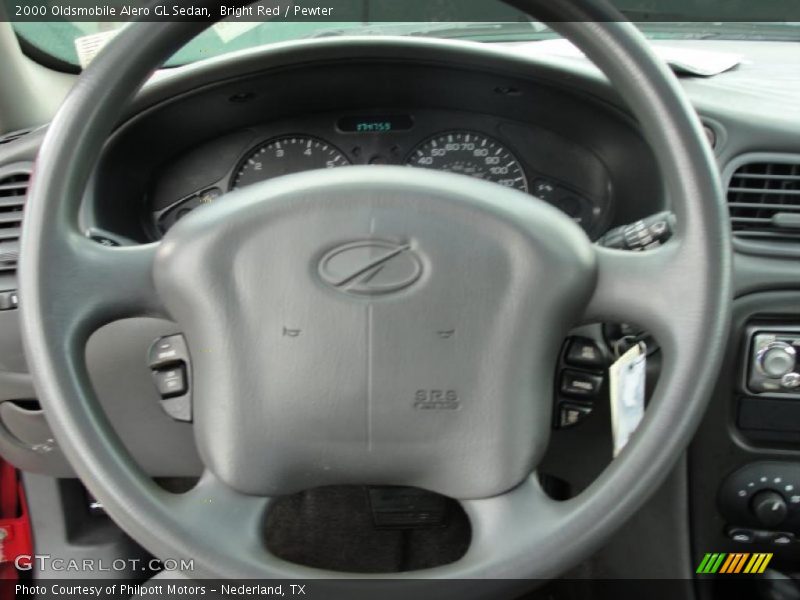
left=758, top=342, right=796, bottom=379
left=751, top=490, right=788, bottom=528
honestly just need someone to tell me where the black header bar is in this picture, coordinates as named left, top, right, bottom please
left=3, top=0, right=800, bottom=23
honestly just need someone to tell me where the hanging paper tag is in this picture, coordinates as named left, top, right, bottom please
left=609, top=342, right=646, bottom=457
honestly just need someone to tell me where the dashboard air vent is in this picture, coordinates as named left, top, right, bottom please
left=0, top=128, right=32, bottom=146
left=0, top=171, right=30, bottom=273
left=728, top=161, right=800, bottom=242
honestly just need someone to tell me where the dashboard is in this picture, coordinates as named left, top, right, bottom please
left=149, top=110, right=613, bottom=239
left=78, top=48, right=665, bottom=245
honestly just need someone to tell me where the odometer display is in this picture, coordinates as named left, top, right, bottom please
left=232, top=135, right=350, bottom=189
left=406, top=131, right=528, bottom=192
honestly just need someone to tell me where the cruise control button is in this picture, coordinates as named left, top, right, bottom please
left=153, top=365, right=187, bottom=398
left=0, top=290, right=18, bottom=311
left=148, top=334, right=188, bottom=368
left=558, top=402, right=592, bottom=428
left=565, top=337, right=604, bottom=368
left=561, top=369, right=603, bottom=398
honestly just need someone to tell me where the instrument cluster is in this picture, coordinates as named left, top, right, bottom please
left=150, top=110, right=612, bottom=239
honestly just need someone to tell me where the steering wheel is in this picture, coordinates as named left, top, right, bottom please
left=18, top=0, right=730, bottom=593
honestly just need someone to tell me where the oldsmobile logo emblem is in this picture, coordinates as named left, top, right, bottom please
left=318, top=240, right=423, bottom=296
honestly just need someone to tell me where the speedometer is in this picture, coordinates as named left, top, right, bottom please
left=406, top=131, right=528, bottom=192
left=232, top=135, right=350, bottom=189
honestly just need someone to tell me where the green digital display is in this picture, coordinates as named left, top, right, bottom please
left=338, top=115, right=414, bottom=134
left=356, top=121, right=392, bottom=133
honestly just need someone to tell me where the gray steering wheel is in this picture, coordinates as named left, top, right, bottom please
left=19, top=0, right=730, bottom=594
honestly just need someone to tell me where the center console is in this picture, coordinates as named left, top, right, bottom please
left=691, top=292, right=800, bottom=592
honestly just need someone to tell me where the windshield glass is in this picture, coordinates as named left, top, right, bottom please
left=7, top=0, right=800, bottom=70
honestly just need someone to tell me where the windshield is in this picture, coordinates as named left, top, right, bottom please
left=7, top=0, right=800, bottom=71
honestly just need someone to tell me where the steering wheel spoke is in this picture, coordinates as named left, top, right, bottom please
left=583, top=242, right=690, bottom=345
left=48, top=233, right=166, bottom=336
left=458, top=475, right=569, bottom=578
left=162, top=471, right=273, bottom=576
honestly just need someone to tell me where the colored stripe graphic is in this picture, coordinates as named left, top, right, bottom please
left=696, top=553, right=713, bottom=573
left=719, top=553, right=741, bottom=574
left=697, top=553, right=725, bottom=574
left=719, top=554, right=735, bottom=573
left=745, top=553, right=773, bottom=574
left=732, top=553, right=749, bottom=573
left=696, top=552, right=773, bottom=574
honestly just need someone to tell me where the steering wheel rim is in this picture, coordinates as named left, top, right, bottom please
left=19, top=0, right=730, bottom=592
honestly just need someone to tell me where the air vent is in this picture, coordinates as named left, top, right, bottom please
left=0, top=170, right=30, bottom=274
left=728, top=160, right=800, bottom=242
left=0, top=128, right=32, bottom=146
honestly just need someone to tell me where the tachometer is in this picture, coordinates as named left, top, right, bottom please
left=232, top=135, right=350, bottom=189
left=406, top=131, right=528, bottom=192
